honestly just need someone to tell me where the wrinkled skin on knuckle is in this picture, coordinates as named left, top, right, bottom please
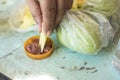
left=43, top=8, right=56, bottom=19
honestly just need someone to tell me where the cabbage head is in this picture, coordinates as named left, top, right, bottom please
left=57, top=10, right=113, bottom=55
left=82, top=0, right=119, bottom=16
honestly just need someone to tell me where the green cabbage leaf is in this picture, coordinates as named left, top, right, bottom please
left=57, top=10, right=113, bottom=55
left=82, top=0, right=119, bottom=16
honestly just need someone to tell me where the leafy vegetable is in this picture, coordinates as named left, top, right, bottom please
left=72, top=0, right=118, bottom=16
left=57, top=10, right=113, bottom=55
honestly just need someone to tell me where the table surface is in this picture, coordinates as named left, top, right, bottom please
left=0, top=23, right=120, bottom=80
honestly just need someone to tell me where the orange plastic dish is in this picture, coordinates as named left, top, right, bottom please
left=24, top=36, right=54, bottom=60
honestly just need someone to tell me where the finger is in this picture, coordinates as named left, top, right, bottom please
left=68, top=0, right=73, bottom=9
left=55, top=0, right=66, bottom=28
left=26, top=0, right=42, bottom=32
left=39, top=0, right=56, bottom=36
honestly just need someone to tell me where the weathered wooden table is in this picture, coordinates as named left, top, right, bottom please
left=0, top=22, right=120, bottom=80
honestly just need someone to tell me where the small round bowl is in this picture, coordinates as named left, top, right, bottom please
left=24, top=36, right=54, bottom=60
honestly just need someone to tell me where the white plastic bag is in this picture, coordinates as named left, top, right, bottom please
left=110, top=6, right=120, bottom=34
left=82, top=0, right=119, bottom=17
left=0, top=0, right=18, bottom=23
left=57, top=10, right=114, bottom=55
left=8, top=0, right=35, bottom=32
left=112, top=38, right=120, bottom=73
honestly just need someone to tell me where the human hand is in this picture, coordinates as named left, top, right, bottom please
left=26, top=0, right=73, bottom=36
